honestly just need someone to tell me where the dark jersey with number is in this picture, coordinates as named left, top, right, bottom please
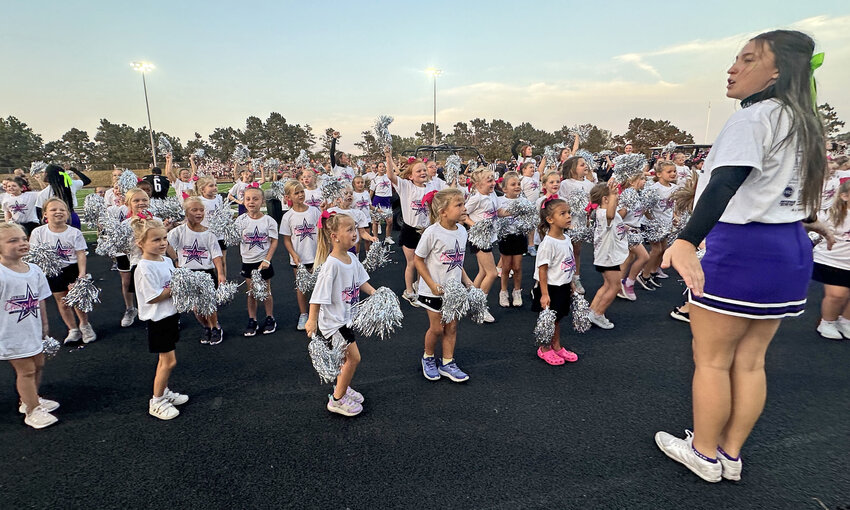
left=143, top=175, right=171, bottom=199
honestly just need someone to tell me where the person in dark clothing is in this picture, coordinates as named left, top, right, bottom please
left=142, top=168, right=171, bottom=199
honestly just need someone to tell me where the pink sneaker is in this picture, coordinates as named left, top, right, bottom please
left=537, top=347, right=565, bottom=365
left=619, top=279, right=637, bottom=301
left=553, top=347, right=578, bottom=362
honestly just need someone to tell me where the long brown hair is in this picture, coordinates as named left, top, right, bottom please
left=829, top=180, right=850, bottom=228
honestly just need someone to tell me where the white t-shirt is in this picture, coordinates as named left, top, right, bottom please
left=362, top=171, right=377, bottom=183
left=0, top=263, right=51, bottom=360
left=593, top=209, right=629, bottom=267
left=328, top=207, right=370, bottom=244
left=393, top=178, right=430, bottom=228
left=466, top=191, right=500, bottom=244
left=821, top=176, right=840, bottom=211
left=36, top=180, right=84, bottom=208
left=534, top=234, right=576, bottom=286
left=309, top=252, right=370, bottom=338
left=352, top=191, right=372, bottom=216
left=426, top=177, right=447, bottom=193
left=695, top=98, right=805, bottom=224
left=559, top=178, right=593, bottom=198
left=813, top=211, right=850, bottom=270
left=103, top=188, right=119, bottom=207
left=414, top=223, right=468, bottom=298
left=174, top=179, right=195, bottom=202
left=29, top=225, right=87, bottom=267
left=332, top=165, right=355, bottom=181
left=123, top=215, right=162, bottom=266
left=675, top=164, right=691, bottom=183
left=619, top=188, right=646, bottom=228
left=167, top=225, right=222, bottom=270
left=107, top=204, right=128, bottom=223
left=2, top=192, right=39, bottom=224
left=200, top=195, right=224, bottom=229
left=520, top=173, right=540, bottom=202
left=134, top=257, right=177, bottom=322
left=304, top=188, right=323, bottom=209
left=235, top=213, right=278, bottom=263
left=227, top=181, right=250, bottom=204
left=643, top=181, right=677, bottom=225
left=370, top=175, right=392, bottom=198
left=280, top=207, right=321, bottom=265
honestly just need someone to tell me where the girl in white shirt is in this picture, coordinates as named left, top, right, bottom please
left=306, top=213, right=376, bottom=417
left=812, top=179, right=850, bottom=339
left=519, top=162, right=541, bottom=254
left=617, top=173, right=650, bottom=301
left=531, top=197, right=579, bottom=366
left=587, top=182, right=629, bottom=329
left=425, top=160, right=447, bottom=192
left=369, top=161, right=394, bottom=243
left=497, top=172, right=527, bottom=307
left=414, top=188, right=474, bottom=382
left=2, top=178, right=40, bottom=236
left=235, top=186, right=279, bottom=337
left=639, top=161, right=679, bottom=288
left=228, top=169, right=255, bottom=216
left=351, top=176, right=374, bottom=252
left=559, top=157, right=594, bottom=295
left=197, top=176, right=228, bottom=278
left=328, top=183, right=377, bottom=255
left=131, top=216, right=188, bottom=421
left=280, top=180, right=322, bottom=331
left=299, top=170, right=323, bottom=209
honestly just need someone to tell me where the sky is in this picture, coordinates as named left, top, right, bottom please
left=2, top=1, right=849, bottom=153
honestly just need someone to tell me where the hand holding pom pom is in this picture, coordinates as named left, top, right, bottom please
left=249, top=269, right=270, bottom=302
left=62, top=275, right=101, bottom=313
left=351, top=287, right=403, bottom=340
left=534, top=309, right=557, bottom=346
left=307, top=331, right=348, bottom=384
left=467, top=287, right=490, bottom=324
left=23, top=243, right=63, bottom=277
left=42, top=336, right=61, bottom=359
left=440, top=279, right=470, bottom=324
left=571, top=293, right=592, bottom=333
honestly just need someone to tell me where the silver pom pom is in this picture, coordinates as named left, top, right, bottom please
left=117, top=169, right=139, bottom=194
left=571, top=293, right=592, bottom=333
left=642, top=217, right=672, bottom=243
left=468, top=218, right=495, bottom=249
left=666, top=212, right=691, bottom=247
left=232, top=144, right=250, bottom=165
left=575, top=149, right=596, bottom=170
left=62, top=275, right=101, bottom=313
left=321, top=177, right=345, bottom=203
left=265, top=158, right=281, bottom=174
left=192, top=148, right=205, bottom=159
left=370, top=207, right=393, bottom=223
left=440, top=279, right=470, bottom=324
left=83, top=193, right=106, bottom=229
left=356, top=159, right=366, bottom=173
left=170, top=267, right=217, bottom=316
left=295, top=263, right=319, bottom=295
left=249, top=269, right=270, bottom=302
left=30, top=161, right=47, bottom=176
left=214, top=280, right=242, bottom=307
left=351, top=287, right=403, bottom=340
left=373, top=115, right=394, bottom=150
left=627, top=227, right=644, bottom=247
left=663, top=140, right=678, bottom=153
left=157, top=136, right=173, bottom=156
left=308, top=331, right=348, bottom=384
left=612, top=153, right=647, bottom=184
left=618, top=188, right=641, bottom=212
left=94, top=215, right=133, bottom=257
left=295, top=149, right=310, bottom=168
left=534, top=308, right=557, bottom=346
left=564, top=189, right=591, bottom=243
left=23, top=243, right=62, bottom=277
left=42, top=336, right=61, bottom=359
left=507, top=196, right=537, bottom=235
left=466, top=160, right=478, bottom=173
left=362, top=241, right=392, bottom=273
left=640, top=187, right=660, bottom=212
left=148, top=197, right=185, bottom=223
left=467, top=286, right=490, bottom=324
left=268, top=180, right=286, bottom=201
left=444, top=155, right=462, bottom=185
left=207, top=206, right=240, bottom=247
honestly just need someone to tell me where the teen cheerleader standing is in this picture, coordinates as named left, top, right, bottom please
left=656, top=30, right=830, bottom=482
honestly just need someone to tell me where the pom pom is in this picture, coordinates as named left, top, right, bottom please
left=373, top=115, right=394, bottom=150
left=564, top=189, right=591, bottom=242
left=571, top=293, right=592, bottom=333
left=117, top=169, right=139, bottom=194
left=356, top=159, right=366, bottom=173
left=148, top=197, right=185, bottom=223
left=642, top=217, right=671, bottom=243
left=663, top=140, right=678, bottom=153
left=170, top=267, right=217, bottom=316
left=268, top=180, right=286, bottom=201
left=440, top=279, right=470, bottom=324
left=157, top=136, right=173, bottom=156
left=666, top=212, right=691, bottom=247
left=533, top=308, right=557, bottom=346
left=612, top=153, right=647, bottom=184
left=82, top=193, right=106, bottom=229
left=321, top=177, right=345, bottom=203
left=627, top=227, right=644, bottom=247
left=640, top=187, right=660, bottom=211
left=506, top=196, right=537, bottom=236
left=207, top=206, right=240, bottom=247
left=62, top=275, right=101, bottom=313
left=42, top=336, right=61, bottom=359
left=307, top=331, right=348, bottom=384
left=351, top=287, right=403, bottom=340
left=466, top=160, right=478, bottom=173
left=809, top=230, right=824, bottom=247
left=370, top=206, right=393, bottom=224
left=214, top=280, right=242, bottom=307
left=23, top=243, right=62, bottom=277
left=362, top=241, right=392, bottom=273
left=618, top=188, right=641, bottom=212
left=94, top=215, right=133, bottom=257
left=543, top=145, right=561, bottom=170
left=468, top=218, right=496, bottom=249
left=30, top=161, right=47, bottom=176
left=192, top=148, right=205, bottom=159
left=249, top=269, right=270, bottom=302
left=444, top=155, right=462, bottom=185
left=295, top=263, right=319, bottom=295
left=295, top=149, right=310, bottom=168
left=265, top=158, right=281, bottom=174
left=232, top=144, right=250, bottom=165
left=467, top=286, right=490, bottom=324
left=575, top=149, right=596, bottom=169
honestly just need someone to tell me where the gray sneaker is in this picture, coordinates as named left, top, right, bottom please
left=717, top=447, right=743, bottom=481
left=654, top=430, right=722, bottom=483
left=120, top=307, right=137, bottom=327
left=589, top=312, right=614, bottom=330
left=327, top=394, right=362, bottom=417
left=573, top=276, right=585, bottom=295
left=80, top=323, right=97, bottom=343
left=24, top=405, right=58, bottom=429
left=297, top=313, right=309, bottom=331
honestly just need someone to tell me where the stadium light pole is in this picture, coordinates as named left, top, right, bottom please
left=426, top=68, right=442, bottom=145
left=131, top=61, right=157, bottom=167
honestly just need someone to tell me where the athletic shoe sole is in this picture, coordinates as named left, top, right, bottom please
left=654, top=433, right=721, bottom=483
left=437, top=369, right=469, bottom=383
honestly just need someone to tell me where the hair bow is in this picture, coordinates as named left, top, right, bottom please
left=810, top=52, right=824, bottom=112
left=181, top=191, right=190, bottom=200
left=136, top=177, right=143, bottom=183
left=136, top=210, right=153, bottom=220
left=318, top=210, right=336, bottom=228
left=422, top=190, right=438, bottom=207
left=192, top=175, right=199, bottom=181
left=840, top=177, right=850, bottom=185
left=59, top=171, right=73, bottom=188
left=407, top=156, right=417, bottom=164
left=495, top=177, right=504, bottom=184
left=422, top=157, right=429, bottom=163
left=541, top=195, right=559, bottom=209
left=247, top=182, right=260, bottom=189
left=584, top=203, right=599, bottom=213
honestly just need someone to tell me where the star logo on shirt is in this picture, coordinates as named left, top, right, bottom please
left=616, top=223, right=628, bottom=240
left=356, top=199, right=370, bottom=209
left=118, top=210, right=126, bottom=222
left=53, top=240, right=75, bottom=261
left=412, top=199, right=429, bottom=217
left=661, top=198, right=674, bottom=211
left=824, top=189, right=836, bottom=199
left=5, top=284, right=40, bottom=323
left=9, top=201, right=28, bottom=214
left=306, top=195, right=322, bottom=207
left=376, top=181, right=390, bottom=191
left=528, top=181, right=539, bottom=190
left=243, top=226, right=268, bottom=250
left=561, top=257, right=576, bottom=274
left=439, top=240, right=466, bottom=272
left=341, top=277, right=360, bottom=305
left=294, top=218, right=316, bottom=241
left=483, top=207, right=498, bottom=219
left=182, top=240, right=208, bottom=264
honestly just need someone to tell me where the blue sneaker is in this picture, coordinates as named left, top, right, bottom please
left=438, top=360, right=469, bottom=382
left=421, top=356, right=440, bottom=381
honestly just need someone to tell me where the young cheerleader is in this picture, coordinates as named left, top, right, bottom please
left=167, top=197, right=225, bottom=345
left=617, top=173, right=650, bottom=301
left=106, top=185, right=128, bottom=222
left=559, top=156, right=595, bottom=295
left=172, top=153, right=197, bottom=203
left=385, top=148, right=430, bottom=306
left=369, top=161, right=394, bottom=243
left=813, top=179, right=850, bottom=339
left=300, top=170, right=324, bottom=209
left=280, top=180, right=322, bottom=331
left=115, top=188, right=152, bottom=327
left=330, top=131, right=356, bottom=181
left=638, top=160, right=678, bottom=288
left=0, top=223, right=59, bottom=429
left=497, top=172, right=526, bottom=307
left=328, top=184, right=376, bottom=255
left=531, top=197, right=580, bottom=365
left=228, top=169, right=255, bottom=216
left=587, top=181, right=629, bottom=329
left=306, top=213, right=376, bottom=416
left=425, top=160, right=447, bottom=192
left=414, top=188, right=474, bottom=382
left=36, top=165, right=90, bottom=229
left=236, top=186, right=279, bottom=336
left=519, top=162, right=541, bottom=255
left=30, top=198, right=96, bottom=344
left=2, top=177, right=40, bottom=236
left=132, top=216, right=189, bottom=420
left=196, top=176, right=228, bottom=279
left=352, top=176, right=374, bottom=250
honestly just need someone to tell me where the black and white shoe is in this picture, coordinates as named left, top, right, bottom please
left=649, top=276, right=663, bottom=289
left=244, top=318, right=259, bottom=337
left=636, top=274, right=655, bottom=291
left=670, top=307, right=690, bottom=323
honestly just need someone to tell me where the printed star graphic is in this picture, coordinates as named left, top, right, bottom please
left=616, top=223, right=628, bottom=240
left=9, top=201, right=27, bottom=214
left=439, top=240, right=465, bottom=272
left=5, top=284, right=40, bottom=323
left=341, top=277, right=359, bottom=305
left=54, top=240, right=74, bottom=262
left=243, top=226, right=268, bottom=250
left=561, top=258, right=576, bottom=274
left=306, top=196, right=322, bottom=207
left=412, top=199, right=429, bottom=217
left=377, top=181, right=390, bottom=191
left=294, top=218, right=316, bottom=242
left=182, top=240, right=208, bottom=264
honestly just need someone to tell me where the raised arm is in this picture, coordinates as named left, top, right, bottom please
left=385, top=147, right=399, bottom=186
left=604, top=179, right=619, bottom=221
left=69, top=167, right=91, bottom=186
left=330, top=132, right=339, bottom=168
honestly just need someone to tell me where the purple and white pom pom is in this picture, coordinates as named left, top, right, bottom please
left=534, top=309, right=557, bottom=346
left=308, top=331, right=349, bottom=384
left=23, top=243, right=62, bottom=277
left=351, top=287, right=403, bottom=340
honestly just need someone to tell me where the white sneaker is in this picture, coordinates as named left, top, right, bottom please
left=402, top=291, right=420, bottom=307
left=654, top=269, right=670, bottom=279
left=499, top=290, right=510, bottom=307
left=19, top=397, right=60, bottom=414
left=481, top=310, right=496, bottom=323
left=63, top=328, right=82, bottom=344
left=345, top=386, right=364, bottom=404
left=497, top=267, right=502, bottom=278
left=384, top=237, right=395, bottom=245
left=655, top=430, right=721, bottom=482
left=836, top=317, right=850, bottom=338
left=512, top=289, right=523, bottom=307
left=297, top=313, right=309, bottom=331
left=327, top=394, right=362, bottom=416
left=149, top=397, right=180, bottom=420
left=717, top=448, right=743, bottom=481
left=24, top=405, right=58, bottom=429
left=573, top=277, right=585, bottom=295
left=817, top=319, right=843, bottom=340
left=163, top=388, right=189, bottom=406
left=80, top=323, right=97, bottom=343
left=589, top=312, right=614, bottom=330
left=121, top=307, right=137, bottom=327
